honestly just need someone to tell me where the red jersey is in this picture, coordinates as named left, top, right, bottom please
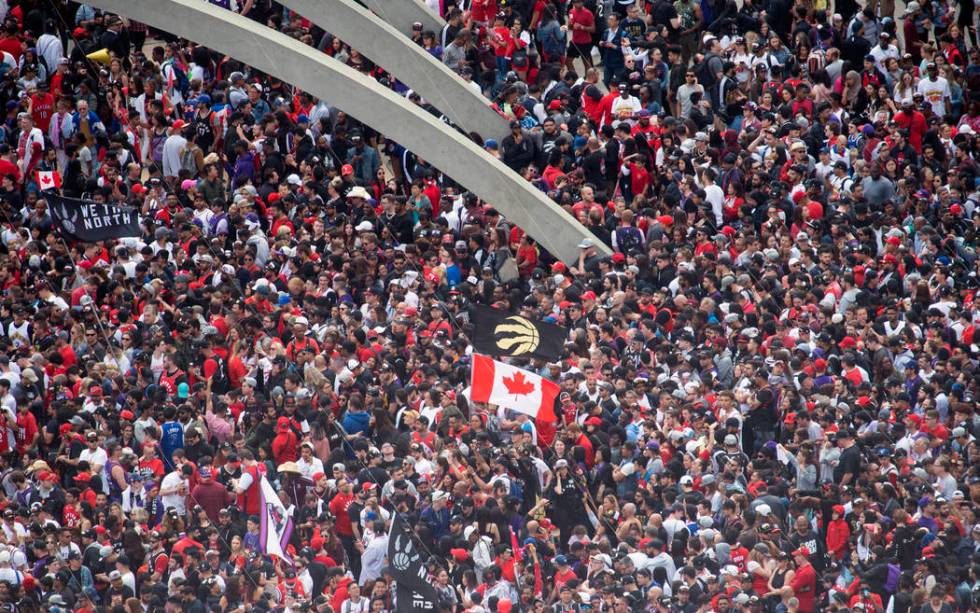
left=15, top=411, right=37, bottom=453
left=30, top=92, right=55, bottom=131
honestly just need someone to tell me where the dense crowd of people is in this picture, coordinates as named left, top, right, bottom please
left=0, top=0, right=973, bottom=612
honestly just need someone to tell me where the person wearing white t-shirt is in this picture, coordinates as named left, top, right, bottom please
left=159, top=464, right=192, bottom=517
left=296, top=442, right=324, bottom=480
left=869, top=35, right=899, bottom=73
left=0, top=550, right=22, bottom=586
left=701, top=167, right=725, bottom=226
left=78, top=432, right=108, bottom=475
left=610, top=85, right=641, bottom=122
left=917, top=63, right=951, bottom=117
left=0, top=512, right=25, bottom=544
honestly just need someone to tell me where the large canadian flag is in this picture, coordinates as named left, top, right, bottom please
left=471, top=354, right=558, bottom=422
left=36, top=170, right=61, bottom=190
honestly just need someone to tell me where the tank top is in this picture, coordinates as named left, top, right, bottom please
left=772, top=567, right=788, bottom=589
left=104, top=459, right=129, bottom=503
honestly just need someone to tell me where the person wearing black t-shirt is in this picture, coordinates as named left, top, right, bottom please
left=649, top=0, right=681, bottom=42
left=833, top=429, right=862, bottom=486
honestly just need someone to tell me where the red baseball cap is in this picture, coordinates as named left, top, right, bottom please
left=341, top=164, right=354, bottom=176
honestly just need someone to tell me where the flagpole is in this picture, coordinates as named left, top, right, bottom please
left=329, top=418, right=447, bottom=566
left=52, top=231, right=126, bottom=373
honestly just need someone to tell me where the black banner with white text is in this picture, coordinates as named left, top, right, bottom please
left=44, top=193, right=141, bottom=243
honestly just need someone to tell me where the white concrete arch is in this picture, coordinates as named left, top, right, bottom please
left=360, top=0, right=445, bottom=35
left=280, top=0, right=506, bottom=140
left=89, top=0, right=608, bottom=264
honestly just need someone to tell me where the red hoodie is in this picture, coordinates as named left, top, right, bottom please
left=826, top=517, right=851, bottom=559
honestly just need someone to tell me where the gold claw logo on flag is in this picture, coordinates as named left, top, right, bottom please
left=493, top=316, right=540, bottom=355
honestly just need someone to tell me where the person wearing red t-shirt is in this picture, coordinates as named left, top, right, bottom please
left=328, top=480, right=357, bottom=567
left=848, top=583, right=884, bottom=612
left=516, top=235, right=539, bottom=278
left=920, top=410, right=949, bottom=442
left=469, top=0, right=496, bottom=26
left=139, top=443, right=166, bottom=479
left=494, top=547, right=517, bottom=583
left=0, top=146, right=19, bottom=184
left=14, top=403, right=37, bottom=454
left=0, top=27, right=21, bottom=61
left=171, top=533, right=205, bottom=557
left=552, top=555, right=578, bottom=589
left=567, top=0, right=595, bottom=69
left=489, top=14, right=513, bottom=81
left=71, top=473, right=98, bottom=509
left=596, top=88, right=618, bottom=126
left=893, top=99, right=927, bottom=152
left=785, top=546, right=817, bottom=612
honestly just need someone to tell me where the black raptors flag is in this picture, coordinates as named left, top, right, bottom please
left=45, top=193, right=141, bottom=243
left=471, top=304, right=566, bottom=361
left=387, top=514, right=440, bottom=611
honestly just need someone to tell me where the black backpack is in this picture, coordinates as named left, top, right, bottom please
left=615, top=225, right=644, bottom=253
left=695, top=52, right=720, bottom=89
left=210, top=354, right=231, bottom=395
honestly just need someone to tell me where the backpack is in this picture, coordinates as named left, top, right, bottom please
left=508, top=475, right=525, bottom=501
left=615, top=225, right=643, bottom=253
left=884, top=563, right=901, bottom=594
left=165, top=59, right=190, bottom=94
left=695, top=52, right=720, bottom=89
left=181, top=146, right=198, bottom=174
left=209, top=354, right=231, bottom=395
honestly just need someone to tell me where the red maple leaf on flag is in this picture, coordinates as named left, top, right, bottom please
left=502, top=371, right=535, bottom=396
left=40, top=174, right=51, bottom=186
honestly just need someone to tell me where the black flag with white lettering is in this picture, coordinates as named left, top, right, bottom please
left=387, top=514, right=439, bottom=611
left=44, top=193, right=141, bottom=243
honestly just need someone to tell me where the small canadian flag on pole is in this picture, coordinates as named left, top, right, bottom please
left=36, top=170, right=61, bottom=190
left=470, top=354, right=558, bottom=422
